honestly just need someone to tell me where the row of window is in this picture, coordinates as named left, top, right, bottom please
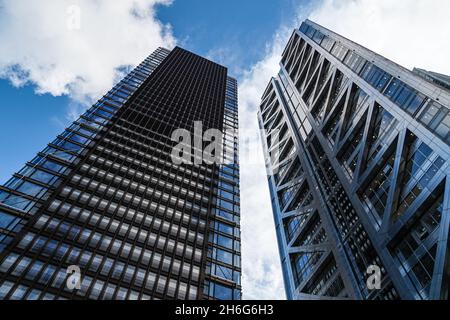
left=0, top=252, right=198, bottom=299
left=49, top=198, right=206, bottom=246
left=16, top=229, right=201, bottom=283
left=48, top=195, right=204, bottom=260
left=91, top=146, right=213, bottom=188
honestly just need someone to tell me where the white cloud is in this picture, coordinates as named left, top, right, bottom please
left=0, top=0, right=176, bottom=107
left=238, top=28, right=293, bottom=300
left=238, top=0, right=450, bottom=300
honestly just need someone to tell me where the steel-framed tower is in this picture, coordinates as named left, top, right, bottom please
left=258, top=20, right=449, bottom=300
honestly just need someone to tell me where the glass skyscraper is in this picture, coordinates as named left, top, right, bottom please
left=0, top=47, right=241, bottom=300
left=258, top=20, right=449, bottom=300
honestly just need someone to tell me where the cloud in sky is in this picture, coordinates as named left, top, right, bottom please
left=238, top=0, right=450, bottom=299
left=238, top=27, right=293, bottom=300
left=0, top=0, right=176, bottom=106
left=309, top=0, right=450, bottom=75
left=1, top=0, right=450, bottom=300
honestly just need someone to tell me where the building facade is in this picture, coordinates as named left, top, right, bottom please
left=413, top=68, right=450, bottom=92
left=0, top=47, right=241, bottom=300
left=258, top=20, right=449, bottom=300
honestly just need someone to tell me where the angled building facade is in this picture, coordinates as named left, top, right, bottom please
left=0, top=47, right=241, bottom=300
left=258, top=20, right=450, bottom=300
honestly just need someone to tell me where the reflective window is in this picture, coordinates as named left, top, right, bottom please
left=213, top=282, right=233, bottom=300
left=0, top=211, right=17, bottom=229
left=360, top=63, right=392, bottom=92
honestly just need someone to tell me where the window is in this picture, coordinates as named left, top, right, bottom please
left=216, top=234, right=234, bottom=250
left=331, top=43, right=348, bottom=61
left=17, top=181, right=47, bottom=198
left=10, top=285, right=28, bottom=300
left=384, top=79, right=426, bottom=115
left=344, top=51, right=366, bottom=73
left=218, top=189, right=234, bottom=201
left=31, top=157, right=66, bottom=174
left=214, top=248, right=233, bottom=265
left=361, top=153, right=396, bottom=225
left=208, top=263, right=233, bottom=281
left=54, top=139, right=83, bottom=154
left=419, top=101, right=450, bottom=143
left=360, top=63, right=392, bottom=92
left=214, top=221, right=234, bottom=236
left=0, top=281, right=14, bottom=299
left=0, top=253, right=18, bottom=273
left=0, top=211, right=18, bottom=230
left=39, top=265, right=56, bottom=284
left=215, top=209, right=234, bottom=222
left=219, top=199, right=233, bottom=211
left=67, top=133, right=89, bottom=145
left=292, top=252, right=323, bottom=286
left=312, top=30, right=324, bottom=44
left=90, top=280, right=105, bottom=299
left=30, top=169, right=58, bottom=185
left=207, top=281, right=233, bottom=300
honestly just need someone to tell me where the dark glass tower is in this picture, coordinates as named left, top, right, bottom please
left=258, top=20, right=449, bottom=300
left=0, top=47, right=241, bottom=300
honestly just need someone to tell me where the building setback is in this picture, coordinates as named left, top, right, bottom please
left=0, top=47, right=241, bottom=300
left=258, top=20, right=449, bottom=300
left=413, top=68, right=450, bottom=92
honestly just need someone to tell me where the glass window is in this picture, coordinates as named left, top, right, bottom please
left=312, top=31, right=325, bottom=44
left=31, top=170, right=57, bottom=185
left=54, top=139, right=83, bottom=154
left=17, top=181, right=46, bottom=198
left=360, top=63, right=392, bottom=92
left=39, top=265, right=56, bottom=284
left=213, top=282, right=233, bottom=300
left=218, top=189, right=234, bottom=201
left=216, top=209, right=234, bottom=222
left=42, top=147, right=77, bottom=162
left=218, top=181, right=234, bottom=192
left=217, top=234, right=233, bottom=250
left=215, top=221, right=234, bottom=236
left=10, top=285, right=28, bottom=300
left=209, top=263, right=233, bottom=281
left=42, top=160, right=66, bottom=174
left=331, top=43, right=348, bottom=61
left=219, top=199, right=233, bottom=211
left=215, top=248, right=233, bottom=265
left=0, top=211, right=17, bottom=230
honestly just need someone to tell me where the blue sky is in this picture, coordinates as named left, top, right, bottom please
left=158, top=0, right=301, bottom=75
left=0, top=80, right=70, bottom=184
left=1, top=0, right=450, bottom=300
left=0, top=0, right=302, bottom=184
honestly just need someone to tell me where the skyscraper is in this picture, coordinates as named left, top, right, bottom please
left=258, top=20, right=449, bottom=300
left=0, top=47, right=241, bottom=300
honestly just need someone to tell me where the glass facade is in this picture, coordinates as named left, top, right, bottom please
left=0, top=47, right=241, bottom=300
left=259, top=20, right=450, bottom=300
